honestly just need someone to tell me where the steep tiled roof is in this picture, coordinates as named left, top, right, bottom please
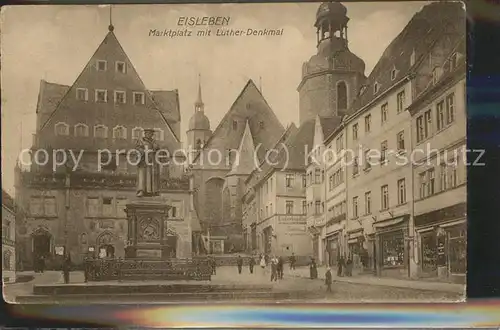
left=349, top=2, right=465, bottom=114
left=2, top=189, right=15, bottom=212
left=319, top=116, right=342, bottom=139
left=151, top=90, right=181, bottom=122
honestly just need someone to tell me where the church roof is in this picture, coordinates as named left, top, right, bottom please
left=2, top=189, right=15, bottom=212
left=319, top=116, right=342, bottom=139
left=227, top=120, right=256, bottom=176
left=189, top=111, right=210, bottom=131
left=35, top=29, right=181, bottom=151
left=193, top=79, right=285, bottom=164
left=349, top=1, right=465, bottom=114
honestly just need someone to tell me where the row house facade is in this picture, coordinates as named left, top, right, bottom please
left=3, top=190, right=19, bottom=283
left=304, top=1, right=465, bottom=282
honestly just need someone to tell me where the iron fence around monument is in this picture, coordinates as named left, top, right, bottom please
left=85, top=257, right=212, bottom=281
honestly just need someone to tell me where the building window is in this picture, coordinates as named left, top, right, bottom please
left=391, top=69, right=397, bottom=81
left=314, top=169, right=321, bottom=184
left=75, top=123, right=89, bottom=137
left=440, top=163, right=447, bottom=191
left=428, top=168, right=435, bottom=196
left=87, top=197, right=99, bottom=216
left=76, top=88, right=88, bottom=101
left=302, top=175, right=306, bottom=188
left=336, top=134, right=344, bottom=152
left=114, top=91, right=126, bottom=104
left=337, top=81, right=348, bottom=111
left=171, top=206, right=177, bottom=218
left=285, top=174, right=294, bottom=188
left=233, top=120, right=237, bottom=130
left=113, top=126, right=127, bottom=139
left=55, top=122, right=69, bottom=136
left=448, top=159, right=458, bottom=188
left=259, top=121, right=264, bottom=129
left=44, top=197, right=57, bottom=216
left=364, top=150, right=371, bottom=170
left=424, top=109, right=432, bottom=138
left=116, top=199, right=127, bottom=218
left=373, top=82, right=379, bottom=94
left=329, top=174, right=334, bottom=191
left=380, top=140, right=388, bottom=164
left=96, top=60, right=107, bottom=71
left=419, top=172, right=427, bottom=199
left=432, top=67, right=440, bottom=84
left=364, top=114, right=371, bottom=132
left=381, top=102, right=388, bottom=124
left=364, top=191, right=371, bottom=215
left=436, top=100, right=445, bottom=131
left=115, top=61, right=126, bottom=73
left=133, top=92, right=145, bottom=105
left=449, top=53, right=458, bottom=71
left=397, top=90, right=405, bottom=113
left=397, top=178, right=406, bottom=204
left=352, top=123, right=358, bottom=140
left=94, top=125, right=108, bottom=138
left=410, top=49, right=416, bottom=66
left=381, top=185, right=389, bottom=210
left=286, top=201, right=294, bottom=214
left=397, top=131, right=405, bottom=151
left=353, top=157, right=359, bottom=176
left=302, top=200, right=307, bottom=214
left=416, top=116, right=424, bottom=142
left=29, top=197, right=43, bottom=215
left=102, top=197, right=114, bottom=216
left=132, top=127, right=144, bottom=140
left=446, top=93, right=455, bottom=124
left=352, top=196, right=358, bottom=218
left=315, top=201, right=321, bottom=215
left=419, top=168, right=435, bottom=198
left=95, top=89, right=108, bottom=103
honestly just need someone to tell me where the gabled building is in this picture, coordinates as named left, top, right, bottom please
left=188, top=80, right=285, bottom=253
left=15, top=23, right=199, bottom=268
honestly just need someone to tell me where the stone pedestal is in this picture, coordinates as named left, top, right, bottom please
left=125, top=197, right=171, bottom=260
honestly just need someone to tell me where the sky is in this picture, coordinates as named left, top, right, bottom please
left=0, top=2, right=430, bottom=195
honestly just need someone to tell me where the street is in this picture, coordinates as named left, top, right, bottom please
left=4, top=265, right=463, bottom=303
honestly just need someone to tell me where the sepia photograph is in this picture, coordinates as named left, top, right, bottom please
left=1, top=1, right=466, bottom=304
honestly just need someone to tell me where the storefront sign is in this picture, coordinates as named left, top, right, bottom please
left=436, top=235, right=446, bottom=267
left=278, top=216, right=306, bottom=225
left=415, top=203, right=466, bottom=227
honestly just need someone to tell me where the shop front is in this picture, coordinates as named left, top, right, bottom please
left=347, top=228, right=368, bottom=271
left=414, top=203, right=466, bottom=283
left=373, top=215, right=410, bottom=278
left=325, top=232, right=341, bottom=267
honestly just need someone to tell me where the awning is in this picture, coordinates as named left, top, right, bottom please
left=373, top=215, right=409, bottom=229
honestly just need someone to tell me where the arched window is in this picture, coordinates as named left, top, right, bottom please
left=55, top=122, right=69, bottom=136
left=74, top=123, right=89, bottom=137
left=337, top=81, right=348, bottom=112
left=132, top=127, right=144, bottom=140
left=113, top=125, right=127, bottom=139
left=94, top=125, right=108, bottom=138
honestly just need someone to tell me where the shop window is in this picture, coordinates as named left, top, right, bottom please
left=448, top=226, right=466, bottom=274
left=381, top=231, right=405, bottom=267
left=421, top=231, right=437, bottom=272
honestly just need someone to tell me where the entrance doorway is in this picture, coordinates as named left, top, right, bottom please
left=33, top=231, right=51, bottom=259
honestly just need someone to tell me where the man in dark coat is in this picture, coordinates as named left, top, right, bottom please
left=325, top=267, right=333, bottom=293
left=309, top=257, right=318, bottom=279
left=62, top=254, right=71, bottom=284
left=337, top=255, right=344, bottom=277
left=210, top=257, right=217, bottom=275
left=289, top=253, right=296, bottom=270
left=249, top=256, right=256, bottom=274
left=237, top=255, right=243, bottom=274
left=277, top=256, right=284, bottom=279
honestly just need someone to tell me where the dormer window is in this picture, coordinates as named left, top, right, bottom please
left=113, top=126, right=127, bottom=139
left=96, top=60, right=107, bottom=71
left=95, top=89, right=107, bottom=103
left=132, top=127, right=144, bottom=140
left=432, top=67, right=442, bottom=85
left=133, top=92, right=145, bottom=105
left=449, top=52, right=458, bottom=70
left=391, top=68, right=397, bottom=81
left=55, top=122, right=69, bottom=136
left=76, top=88, right=88, bottom=101
left=75, top=123, right=89, bottom=137
left=373, top=82, right=379, bottom=94
left=114, top=91, right=126, bottom=104
left=410, top=49, right=416, bottom=66
left=94, top=125, right=108, bottom=138
left=259, top=121, right=264, bottom=129
left=115, top=61, right=126, bottom=74
left=233, top=120, right=237, bottom=130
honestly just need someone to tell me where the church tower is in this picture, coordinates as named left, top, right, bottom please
left=298, top=1, right=366, bottom=124
left=186, top=76, right=211, bottom=161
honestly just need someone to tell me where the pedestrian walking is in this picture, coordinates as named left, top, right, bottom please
left=210, top=256, right=217, bottom=275
left=249, top=256, right=256, bottom=274
left=346, top=255, right=353, bottom=277
left=62, top=253, right=71, bottom=284
left=289, top=253, right=296, bottom=270
left=259, top=255, right=266, bottom=275
left=277, top=256, right=284, bottom=279
left=270, top=256, right=278, bottom=282
left=40, top=255, right=46, bottom=273
left=309, top=257, right=318, bottom=279
left=325, top=267, right=332, bottom=293
left=237, top=255, right=243, bottom=274
left=337, top=255, right=344, bottom=277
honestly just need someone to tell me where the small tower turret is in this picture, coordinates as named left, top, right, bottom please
left=186, top=75, right=212, bottom=161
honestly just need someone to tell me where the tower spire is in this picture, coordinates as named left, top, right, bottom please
left=195, top=74, right=204, bottom=112
left=108, top=5, right=114, bottom=32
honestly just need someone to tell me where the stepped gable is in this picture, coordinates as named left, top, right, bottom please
left=197, top=79, right=285, bottom=164
left=36, top=28, right=180, bottom=151
left=349, top=1, right=465, bottom=113
left=228, top=120, right=257, bottom=176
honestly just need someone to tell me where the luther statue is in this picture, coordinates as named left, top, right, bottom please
left=136, top=128, right=161, bottom=197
